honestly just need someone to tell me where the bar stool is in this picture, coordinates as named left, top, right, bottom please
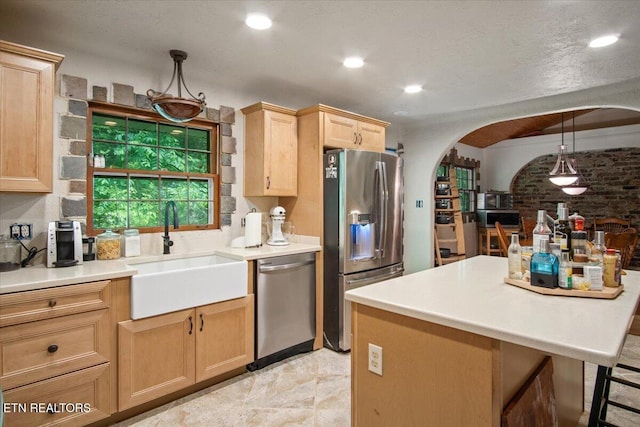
left=589, top=361, right=640, bottom=426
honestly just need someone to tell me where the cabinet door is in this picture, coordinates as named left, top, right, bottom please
left=264, top=110, right=297, bottom=196
left=324, top=113, right=359, bottom=149
left=195, top=295, right=254, bottom=382
left=0, top=50, right=56, bottom=192
left=358, top=122, right=386, bottom=152
left=118, top=309, right=195, bottom=410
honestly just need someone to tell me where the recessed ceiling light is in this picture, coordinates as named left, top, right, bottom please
left=404, top=85, right=422, bottom=94
left=343, top=57, right=364, bottom=68
left=589, top=34, right=619, bottom=48
left=393, top=111, right=409, bottom=116
left=246, top=13, right=272, bottom=30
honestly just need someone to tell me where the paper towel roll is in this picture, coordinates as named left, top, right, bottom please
left=244, top=212, right=262, bottom=247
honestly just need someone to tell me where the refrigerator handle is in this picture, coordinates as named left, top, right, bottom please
left=376, top=161, right=389, bottom=257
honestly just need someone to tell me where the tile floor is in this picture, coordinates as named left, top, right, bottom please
left=116, top=335, right=640, bottom=427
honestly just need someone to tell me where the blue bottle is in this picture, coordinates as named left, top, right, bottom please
left=530, top=235, right=559, bottom=288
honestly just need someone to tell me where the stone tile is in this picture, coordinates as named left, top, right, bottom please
left=92, top=85, right=108, bottom=102
left=68, top=99, right=87, bottom=117
left=69, top=141, right=87, bottom=156
left=69, top=180, right=87, bottom=195
left=60, top=156, right=86, bottom=179
left=220, top=183, right=232, bottom=197
left=221, top=153, right=232, bottom=166
left=221, top=166, right=235, bottom=184
left=220, top=196, right=236, bottom=214
left=245, top=371, right=316, bottom=409
left=315, top=408, right=351, bottom=427
left=220, top=214, right=232, bottom=227
left=221, top=123, right=232, bottom=137
left=60, top=116, right=87, bottom=139
left=136, top=94, right=152, bottom=110
left=242, top=408, right=314, bottom=427
left=61, top=197, right=87, bottom=217
left=112, top=83, right=135, bottom=106
left=61, top=75, right=87, bottom=99
left=206, top=107, right=220, bottom=123
left=220, top=106, right=235, bottom=124
left=221, top=136, right=237, bottom=154
left=316, top=375, right=350, bottom=410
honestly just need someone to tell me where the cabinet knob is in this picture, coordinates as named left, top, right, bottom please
left=48, top=299, right=57, bottom=308
left=47, top=344, right=59, bottom=353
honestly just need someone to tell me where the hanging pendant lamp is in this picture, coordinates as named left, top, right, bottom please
left=548, top=112, right=578, bottom=186
left=561, top=113, right=588, bottom=195
left=147, top=50, right=206, bottom=123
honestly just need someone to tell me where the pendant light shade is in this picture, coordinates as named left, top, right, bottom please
left=549, top=112, right=578, bottom=186
left=562, top=159, right=589, bottom=195
left=147, top=50, right=206, bottom=123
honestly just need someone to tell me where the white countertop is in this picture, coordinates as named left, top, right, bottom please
left=345, top=255, right=640, bottom=367
left=0, top=242, right=321, bottom=295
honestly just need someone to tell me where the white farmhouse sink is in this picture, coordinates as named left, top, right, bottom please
left=130, top=255, right=248, bottom=320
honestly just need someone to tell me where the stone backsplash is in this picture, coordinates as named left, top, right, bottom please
left=57, top=74, right=237, bottom=230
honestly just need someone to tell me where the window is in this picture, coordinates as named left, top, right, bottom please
left=88, top=105, right=219, bottom=234
left=436, top=165, right=476, bottom=213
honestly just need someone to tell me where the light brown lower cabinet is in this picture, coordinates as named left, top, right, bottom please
left=118, top=295, right=254, bottom=410
left=2, top=363, right=111, bottom=427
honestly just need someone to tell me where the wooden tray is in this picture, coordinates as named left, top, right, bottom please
left=504, top=277, right=624, bottom=299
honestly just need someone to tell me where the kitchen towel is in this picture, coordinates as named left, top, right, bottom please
left=244, top=212, right=262, bottom=247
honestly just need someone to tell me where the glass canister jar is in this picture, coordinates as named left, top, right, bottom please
left=0, top=234, right=21, bottom=272
left=96, top=229, right=121, bottom=260
left=122, top=229, right=141, bottom=257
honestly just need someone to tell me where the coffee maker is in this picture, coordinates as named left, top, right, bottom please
left=47, top=221, right=83, bottom=268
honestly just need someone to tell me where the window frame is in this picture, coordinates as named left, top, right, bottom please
left=86, top=102, right=220, bottom=236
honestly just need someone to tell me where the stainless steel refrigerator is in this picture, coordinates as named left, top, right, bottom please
left=323, top=149, right=404, bottom=351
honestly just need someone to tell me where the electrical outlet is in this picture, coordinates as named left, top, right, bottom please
left=9, top=223, right=33, bottom=240
left=368, top=343, right=383, bottom=376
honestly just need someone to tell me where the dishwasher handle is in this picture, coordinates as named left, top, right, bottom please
left=259, top=259, right=315, bottom=273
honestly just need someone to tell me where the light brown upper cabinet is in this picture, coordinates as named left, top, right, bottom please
left=0, top=41, right=63, bottom=192
left=241, top=102, right=298, bottom=197
left=296, top=104, right=388, bottom=153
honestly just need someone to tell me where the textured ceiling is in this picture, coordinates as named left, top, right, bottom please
left=1, top=0, right=639, bottom=128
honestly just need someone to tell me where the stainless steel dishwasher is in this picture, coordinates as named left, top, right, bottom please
left=248, top=252, right=316, bottom=370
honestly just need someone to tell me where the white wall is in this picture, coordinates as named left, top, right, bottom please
left=402, top=77, right=640, bottom=274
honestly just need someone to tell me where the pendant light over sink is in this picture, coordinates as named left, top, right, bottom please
left=548, top=112, right=579, bottom=186
left=147, top=50, right=206, bottom=123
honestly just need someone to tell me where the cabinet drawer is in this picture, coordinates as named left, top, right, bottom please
left=1, top=309, right=110, bottom=390
left=2, top=363, right=111, bottom=427
left=0, top=280, right=110, bottom=327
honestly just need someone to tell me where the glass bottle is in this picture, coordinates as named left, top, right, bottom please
left=558, top=250, right=572, bottom=289
left=508, top=233, right=522, bottom=280
left=603, top=248, right=618, bottom=287
left=591, top=231, right=606, bottom=268
left=555, top=207, right=571, bottom=251
left=570, top=218, right=588, bottom=262
left=530, top=236, right=559, bottom=288
left=532, top=209, right=552, bottom=253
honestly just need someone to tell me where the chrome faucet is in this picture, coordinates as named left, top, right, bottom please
left=163, top=201, right=179, bottom=254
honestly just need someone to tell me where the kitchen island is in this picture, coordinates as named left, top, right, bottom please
left=345, top=255, right=640, bottom=426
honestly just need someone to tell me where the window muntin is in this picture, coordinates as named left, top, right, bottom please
left=89, top=108, right=219, bottom=233
left=436, top=165, right=476, bottom=213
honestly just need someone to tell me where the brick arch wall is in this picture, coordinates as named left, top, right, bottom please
left=511, top=147, right=640, bottom=269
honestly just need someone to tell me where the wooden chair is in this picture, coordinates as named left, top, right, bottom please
left=593, top=217, right=631, bottom=235
left=494, top=221, right=510, bottom=257
left=604, top=228, right=638, bottom=270
left=521, top=217, right=537, bottom=241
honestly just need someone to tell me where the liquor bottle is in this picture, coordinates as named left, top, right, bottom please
left=558, top=250, right=572, bottom=289
left=530, top=236, right=559, bottom=288
left=532, top=210, right=552, bottom=253
left=555, top=208, right=571, bottom=251
left=508, top=233, right=522, bottom=280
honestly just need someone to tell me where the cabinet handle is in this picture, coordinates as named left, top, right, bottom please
left=48, top=299, right=57, bottom=308
left=353, top=132, right=358, bottom=144
left=266, top=176, right=270, bottom=189
left=47, top=344, right=58, bottom=353
left=188, top=316, right=193, bottom=335
left=200, top=313, right=204, bottom=331
left=358, top=133, right=363, bottom=145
